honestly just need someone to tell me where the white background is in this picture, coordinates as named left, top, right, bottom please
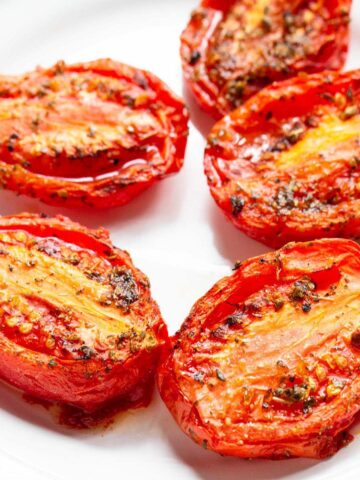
left=0, top=0, right=359, bottom=478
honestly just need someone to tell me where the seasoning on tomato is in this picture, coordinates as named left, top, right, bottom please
left=181, top=0, right=352, bottom=118
left=205, top=70, right=360, bottom=247
left=158, top=239, right=360, bottom=459
left=0, top=213, right=168, bottom=412
left=0, top=59, right=189, bottom=208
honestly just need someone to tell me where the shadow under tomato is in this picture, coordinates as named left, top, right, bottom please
left=0, top=381, right=63, bottom=433
left=207, top=197, right=270, bottom=264
left=0, top=377, right=153, bottom=438
left=70, top=175, right=183, bottom=232
left=157, top=403, right=321, bottom=480
left=0, top=173, right=182, bottom=232
left=183, top=83, right=215, bottom=138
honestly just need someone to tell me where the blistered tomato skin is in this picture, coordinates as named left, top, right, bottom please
left=158, top=239, right=360, bottom=459
left=0, top=214, right=168, bottom=412
left=205, top=70, right=360, bottom=248
left=181, top=0, right=352, bottom=118
left=0, top=59, right=189, bottom=208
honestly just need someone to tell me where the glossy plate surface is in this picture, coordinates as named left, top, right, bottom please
left=0, top=1, right=359, bottom=479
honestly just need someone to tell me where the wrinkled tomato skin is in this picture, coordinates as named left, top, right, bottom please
left=205, top=70, right=360, bottom=248
left=0, top=59, right=189, bottom=208
left=0, top=342, right=159, bottom=412
left=0, top=214, right=168, bottom=412
left=158, top=239, right=360, bottom=459
left=181, top=0, right=352, bottom=118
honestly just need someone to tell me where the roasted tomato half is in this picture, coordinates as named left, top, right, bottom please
left=181, top=0, right=352, bottom=118
left=158, top=239, right=360, bottom=459
left=0, top=214, right=167, bottom=412
left=205, top=70, right=360, bottom=248
left=0, top=59, right=188, bottom=208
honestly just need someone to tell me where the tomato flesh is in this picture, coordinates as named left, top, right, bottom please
left=205, top=70, right=360, bottom=247
left=0, top=214, right=168, bottom=412
left=158, top=239, right=360, bottom=459
left=181, top=0, right=352, bottom=118
left=0, top=60, right=189, bottom=208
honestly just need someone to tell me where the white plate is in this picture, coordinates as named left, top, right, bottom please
left=0, top=1, right=359, bottom=479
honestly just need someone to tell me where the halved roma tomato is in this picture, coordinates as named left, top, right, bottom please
left=181, top=0, right=352, bottom=118
left=158, top=239, right=360, bottom=459
left=205, top=70, right=360, bottom=248
left=0, top=59, right=188, bottom=208
left=0, top=213, right=168, bottom=412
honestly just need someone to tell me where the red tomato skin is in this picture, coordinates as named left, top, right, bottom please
left=205, top=69, right=360, bottom=248
left=0, top=343, right=160, bottom=412
left=158, top=239, right=360, bottom=459
left=0, top=214, right=168, bottom=412
left=181, top=0, right=352, bottom=118
left=0, top=59, right=189, bottom=208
